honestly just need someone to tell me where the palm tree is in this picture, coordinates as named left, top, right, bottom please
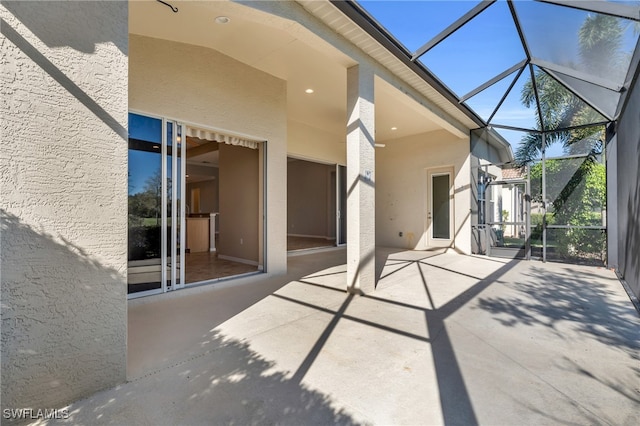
left=514, top=13, right=625, bottom=165
left=512, top=12, right=624, bottom=260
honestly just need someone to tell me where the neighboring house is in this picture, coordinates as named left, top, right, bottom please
left=2, top=0, right=639, bottom=418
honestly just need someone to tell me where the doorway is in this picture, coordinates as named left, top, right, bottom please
left=286, top=158, right=346, bottom=251
left=127, top=113, right=265, bottom=298
left=426, top=167, right=454, bottom=248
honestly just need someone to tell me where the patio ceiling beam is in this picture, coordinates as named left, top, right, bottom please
left=411, top=0, right=496, bottom=61
left=489, top=124, right=541, bottom=134
left=529, top=64, right=547, bottom=131
left=530, top=57, right=624, bottom=92
left=487, top=65, right=526, bottom=124
left=508, top=0, right=533, bottom=62
left=536, top=0, right=640, bottom=22
left=460, top=59, right=527, bottom=103
left=615, top=28, right=640, bottom=119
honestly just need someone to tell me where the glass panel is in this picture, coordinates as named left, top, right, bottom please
left=175, top=124, right=184, bottom=288
left=128, top=113, right=163, bottom=295
left=419, top=0, right=527, bottom=98
left=530, top=158, right=544, bottom=259
left=544, top=157, right=606, bottom=227
left=165, top=122, right=173, bottom=289
left=550, top=70, right=620, bottom=120
left=464, top=68, right=522, bottom=122
left=544, top=125, right=605, bottom=159
left=514, top=0, right=637, bottom=88
left=491, top=67, right=540, bottom=130
left=531, top=66, right=607, bottom=132
left=357, top=0, right=483, bottom=53
left=545, top=228, right=607, bottom=265
left=432, top=174, right=450, bottom=239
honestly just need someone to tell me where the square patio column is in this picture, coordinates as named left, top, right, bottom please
left=346, top=64, right=376, bottom=294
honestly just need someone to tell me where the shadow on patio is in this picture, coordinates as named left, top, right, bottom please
left=55, top=247, right=639, bottom=425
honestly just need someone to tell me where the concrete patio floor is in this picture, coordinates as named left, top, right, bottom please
left=39, top=248, right=639, bottom=425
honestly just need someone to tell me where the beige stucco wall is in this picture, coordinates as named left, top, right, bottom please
left=1, top=1, right=128, bottom=415
left=376, top=130, right=472, bottom=253
left=129, top=34, right=287, bottom=274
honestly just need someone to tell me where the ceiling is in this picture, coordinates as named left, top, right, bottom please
left=129, top=0, right=449, bottom=145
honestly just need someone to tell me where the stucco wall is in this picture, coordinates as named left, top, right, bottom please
left=376, top=130, right=471, bottom=253
left=129, top=34, right=287, bottom=274
left=615, top=78, right=640, bottom=298
left=1, top=1, right=128, bottom=416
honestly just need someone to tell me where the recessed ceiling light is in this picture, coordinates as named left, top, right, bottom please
left=305, top=88, right=314, bottom=94
left=215, top=16, right=230, bottom=24
left=153, top=145, right=160, bottom=149
left=391, top=127, right=398, bottom=131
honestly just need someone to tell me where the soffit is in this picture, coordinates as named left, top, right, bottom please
left=297, top=0, right=480, bottom=131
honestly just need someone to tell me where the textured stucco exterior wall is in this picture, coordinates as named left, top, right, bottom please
left=376, top=130, right=472, bottom=253
left=129, top=35, right=287, bottom=274
left=1, top=1, right=128, bottom=416
left=615, top=78, right=640, bottom=298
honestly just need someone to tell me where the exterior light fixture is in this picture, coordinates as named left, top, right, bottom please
left=215, top=16, right=231, bottom=24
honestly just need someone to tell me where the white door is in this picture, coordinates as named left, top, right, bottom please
left=427, top=167, right=454, bottom=248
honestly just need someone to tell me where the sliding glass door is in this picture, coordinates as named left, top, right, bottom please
left=128, top=113, right=185, bottom=297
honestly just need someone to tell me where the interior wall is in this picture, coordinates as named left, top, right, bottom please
left=186, top=170, right=219, bottom=214
left=129, top=34, right=287, bottom=274
left=1, top=1, right=128, bottom=412
left=287, top=159, right=334, bottom=238
left=218, top=144, right=260, bottom=264
left=376, top=129, right=471, bottom=253
left=615, top=77, right=640, bottom=299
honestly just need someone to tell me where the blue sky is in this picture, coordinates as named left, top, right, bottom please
left=357, top=0, right=637, bottom=152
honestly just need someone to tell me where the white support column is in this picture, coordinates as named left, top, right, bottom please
left=346, top=65, right=376, bottom=294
